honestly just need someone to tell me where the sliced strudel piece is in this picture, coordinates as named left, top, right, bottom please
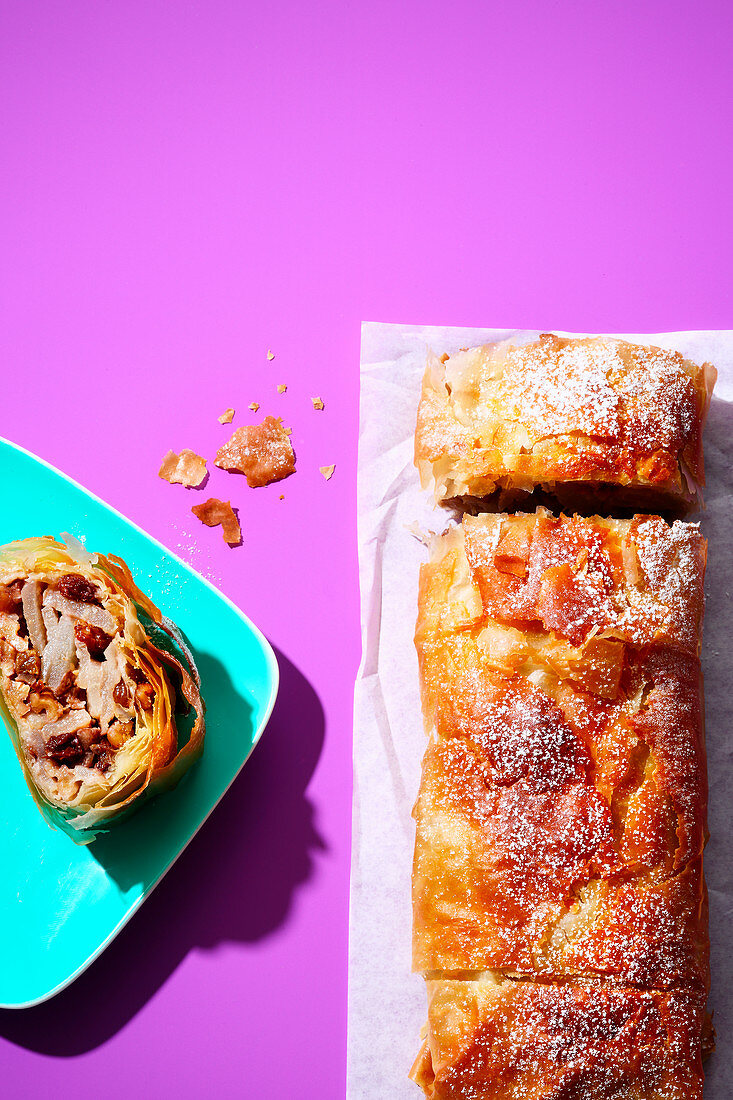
left=415, top=335, right=716, bottom=513
left=0, top=536, right=205, bottom=840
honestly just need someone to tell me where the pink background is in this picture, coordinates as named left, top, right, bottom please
left=1, top=1, right=731, bottom=1096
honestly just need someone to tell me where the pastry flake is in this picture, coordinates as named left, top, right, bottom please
left=215, top=416, right=296, bottom=488
left=191, top=498, right=241, bottom=545
left=218, top=408, right=235, bottom=425
left=158, top=448, right=207, bottom=488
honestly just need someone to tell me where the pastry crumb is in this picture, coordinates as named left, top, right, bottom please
left=267, top=349, right=275, bottom=361
left=218, top=408, right=235, bottom=424
left=319, top=464, right=335, bottom=481
left=158, top=449, right=207, bottom=488
left=191, top=498, right=241, bottom=545
left=405, top=521, right=434, bottom=546
left=215, top=416, right=296, bottom=488
left=277, top=384, right=287, bottom=394
left=311, top=396, right=325, bottom=411
left=248, top=401, right=260, bottom=412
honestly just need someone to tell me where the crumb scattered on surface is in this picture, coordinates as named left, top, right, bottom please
left=218, top=408, right=235, bottom=424
left=404, top=521, right=435, bottom=546
left=279, top=494, right=284, bottom=500
left=267, top=349, right=275, bottom=361
left=215, top=416, right=296, bottom=487
left=248, top=401, right=260, bottom=412
left=158, top=449, right=207, bottom=488
left=311, top=396, right=325, bottom=410
left=283, top=425, right=292, bottom=435
left=191, top=498, right=241, bottom=545
left=320, top=464, right=335, bottom=481
left=277, top=384, right=287, bottom=394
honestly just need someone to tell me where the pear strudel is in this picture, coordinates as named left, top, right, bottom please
left=414, top=334, right=716, bottom=514
left=410, top=511, right=710, bottom=1099
left=0, top=536, right=205, bottom=840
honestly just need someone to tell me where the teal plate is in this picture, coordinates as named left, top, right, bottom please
left=0, top=438, right=278, bottom=1008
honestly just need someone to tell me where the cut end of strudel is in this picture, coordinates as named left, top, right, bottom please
left=411, top=511, right=711, bottom=1099
left=414, top=334, right=716, bottom=514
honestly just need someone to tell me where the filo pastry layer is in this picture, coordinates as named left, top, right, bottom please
left=414, top=334, right=716, bottom=513
left=411, top=511, right=710, bottom=1099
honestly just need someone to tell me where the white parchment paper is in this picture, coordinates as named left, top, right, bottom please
left=348, top=322, right=733, bottom=1099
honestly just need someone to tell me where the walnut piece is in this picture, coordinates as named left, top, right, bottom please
left=191, top=498, right=242, bottom=545
left=215, top=416, right=296, bottom=488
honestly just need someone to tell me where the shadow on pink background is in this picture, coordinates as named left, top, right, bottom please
left=1, top=1, right=732, bottom=1096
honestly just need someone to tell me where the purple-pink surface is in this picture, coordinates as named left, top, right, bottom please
left=1, top=1, right=731, bottom=1096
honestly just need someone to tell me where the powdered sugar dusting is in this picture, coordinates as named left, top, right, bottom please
left=452, top=672, right=588, bottom=791
left=505, top=338, right=623, bottom=439
left=635, top=517, right=701, bottom=591
left=432, top=978, right=704, bottom=1099
left=617, top=343, right=697, bottom=453
left=622, top=516, right=704, bottom=652
left=171, top=522, right=224, bottom=587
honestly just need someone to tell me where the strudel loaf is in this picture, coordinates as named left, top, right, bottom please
left=410, top=511, right=710, bottom=1099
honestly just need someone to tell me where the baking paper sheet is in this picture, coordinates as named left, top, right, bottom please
left=348, top=322, right=733, bottom=1099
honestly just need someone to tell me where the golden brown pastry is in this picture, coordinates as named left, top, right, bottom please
left=191, top=497, right=242, bottom=545
left=410, top=977, right=708, bottom=1100
left=414, top=335, right=716, bottom=513
left=411, top=512, right=710, bottom=1099
left=215, top=416, right=296, bottom=487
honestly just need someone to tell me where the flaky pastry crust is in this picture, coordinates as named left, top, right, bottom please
left=411, top=512, right=710, bottom=1099
left=414, top=334, right=716, bottom=513
left=410, top=977, right=707, bottom=1100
